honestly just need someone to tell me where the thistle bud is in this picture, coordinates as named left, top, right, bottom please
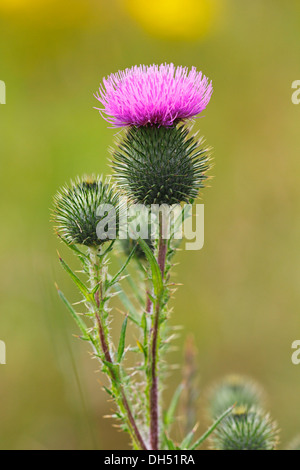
left=112, top=124, right=211, bottom=206
left=212, top=406, right=279, bottom=451
left=52, top=175, right=120, bottom=247
left=209, top=375, right=263, bottom=419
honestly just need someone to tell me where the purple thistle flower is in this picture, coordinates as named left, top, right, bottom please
left=94, top=63, right=213, bottom=128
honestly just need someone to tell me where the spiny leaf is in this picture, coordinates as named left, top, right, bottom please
left=189, top=405, right=234, bottom=450
left=91, top=283, right=100, bottom=296
left=103, top=386, right=115, bottom=398
left=125, top=270, right=145, bottom=306
left=102, top=359, right=120, bottom=382
left=112, top=283, right=140, bottom=325
left=164, top=383, right=184, bottom=428
left=108, top=244, right=137, bottom=287
left=58, top=254, right=91, bottom=299
left=57, top=233, right=89, bottom=260
left=180, top=427, right=197, bottom=450
left=138, top=238, right=163, bottom=298
left=163, top=432, right=177, bottom=450
left=141, top=312, right=147, bottom=332
left=117, top=316, right=128, bottom=363
left=100, top=239, right=116, bottom=258
left=141, top=312, right=148, bottom=353
left=136, top=340, right=147, bottom=359
left=56, top=285, right=89, bottom=338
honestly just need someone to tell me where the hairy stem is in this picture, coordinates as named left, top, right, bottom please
left=89, top=247, right=147, bottom=451
left=149, top=214, right=168, bottom=450
left=95, top=311, right=147, bottom=450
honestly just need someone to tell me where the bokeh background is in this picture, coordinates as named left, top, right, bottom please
left=0, top=0, right=300, bottom=450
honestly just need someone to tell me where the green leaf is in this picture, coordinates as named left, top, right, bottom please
left=91, top=283, right=100, bottom=296
left=180, top=429, right=196, bottom=450
left=108, top=244, right=137, bottom=287
left=102, top=359, right=120, bottom=382
left=138, top=238, right=163, bottom=298
left=163, top=432, right=177, bottom=450
left=100, top=240, right=115, bottom=258
left=103, top=386, right=114, bottom=398
left=141, top=312, right=148, bottom=352
left=141, top=312, right=147, bottom=331
left=112, top=283, right=140, bottom=326
left=117, top=316, right=128, bottom=363
left=189, top=405, right=234, bottom=450
left=164, top=383, right=184, bottom=428
left=59, top=255, right=90, bottom=299
left=57, top=234, right=89, bottom=260
left=125, top=271, right=145, bottom=307
left=136, top=340, right=147, bottom=359
left=56, top=286, right=88, bottom=338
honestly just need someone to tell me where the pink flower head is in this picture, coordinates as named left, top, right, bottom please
left=94, top=63, right=213, bottom=128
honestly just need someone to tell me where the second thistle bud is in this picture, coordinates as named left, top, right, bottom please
left=52, top=175, right=120, bottom=247
left=211, top=406, right=279, bottom=451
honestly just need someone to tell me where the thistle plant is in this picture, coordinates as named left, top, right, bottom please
left=52, top=63, right=290, bottom=451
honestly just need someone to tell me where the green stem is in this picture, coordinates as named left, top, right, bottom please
left=88, top=247, right=148, bottom=451
left=149, top=214, right=168, bottom=450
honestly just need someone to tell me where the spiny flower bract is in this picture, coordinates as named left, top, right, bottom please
left=52, top=175, right=120, bottom=247
left=95, top=63, right=212, bottom=128
left=211, top=406, right=279, bottom=451
left=112, top=124, right=211, bottom=206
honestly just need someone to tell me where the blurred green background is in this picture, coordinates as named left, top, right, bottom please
left=0, top=0, right=300, bottom=450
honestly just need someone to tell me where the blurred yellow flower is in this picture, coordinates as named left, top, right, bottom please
left=0, top=0, right=56, bottom=12
left=0, top=0, right=102, bottom=27
left=123, top=0, right=224, bottom=40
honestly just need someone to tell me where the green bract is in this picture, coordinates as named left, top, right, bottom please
left=53, top=175, right=120, bottom=247
left=112, top=125, right=211, bottom=206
